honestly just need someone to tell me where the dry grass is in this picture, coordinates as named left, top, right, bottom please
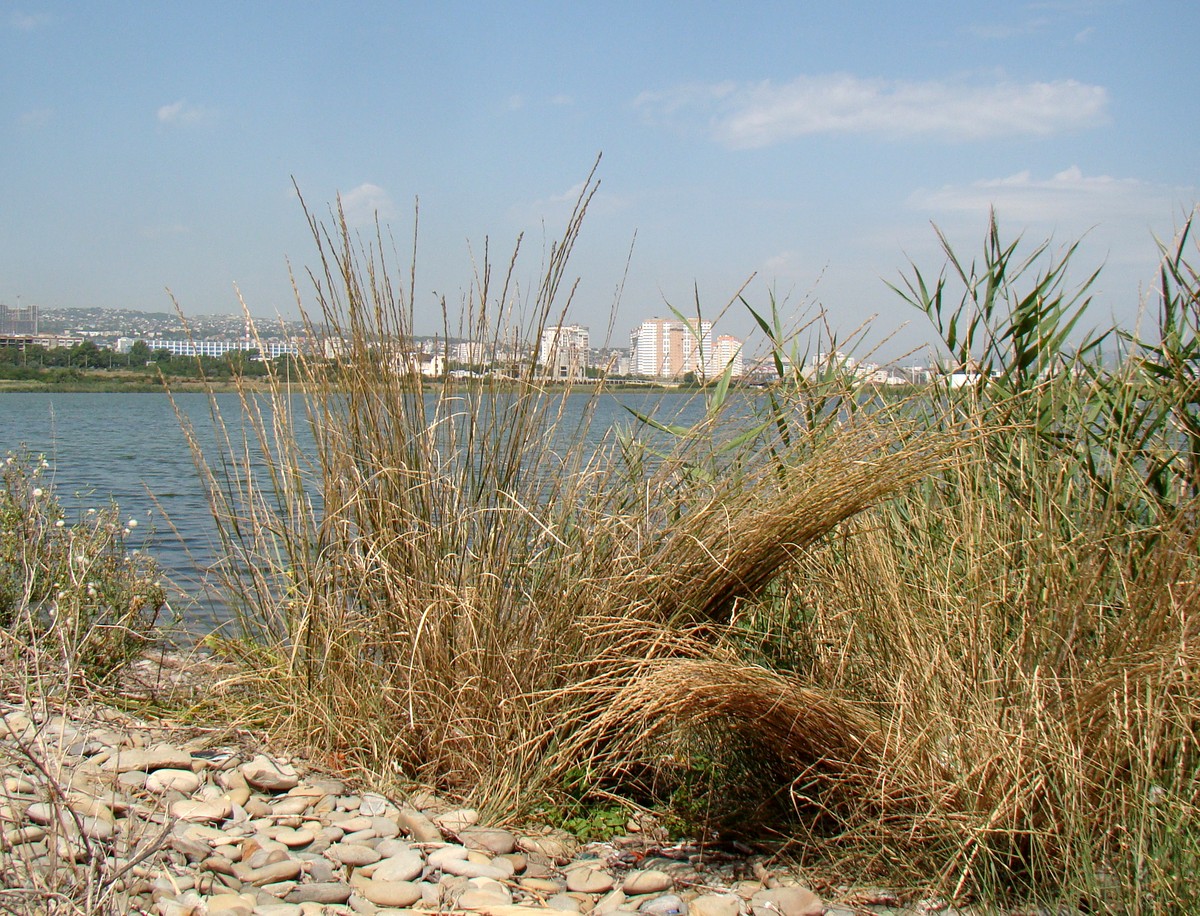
left=178, top=186, right=1200, bottom=911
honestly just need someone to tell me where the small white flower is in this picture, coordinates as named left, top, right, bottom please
left=126, top=518, right=138, bottom=529
left=55, top=520, right=64, bottom=528
left=31, top=488, right=43, bottom=498
left=87, top=508, right=96, bottom=515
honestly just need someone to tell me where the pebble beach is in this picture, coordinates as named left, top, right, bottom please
left=0, top=654, right=966, bottom=916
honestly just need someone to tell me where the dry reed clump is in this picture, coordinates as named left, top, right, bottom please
left=182, top=181, right=1200, bottom=908
left=752, top=410, right=1200, bottom=905
left=182, top=175, right=952, bottom=828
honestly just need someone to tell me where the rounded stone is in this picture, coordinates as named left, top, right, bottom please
left=171, top=798, right=231, bottom=823
left=245, top=858, right=303, bottom=887
left=396, top=806, right=442, bottom=843
left=567, top=866, right=615, bottom=894
left=371, top=850, right=425, bottom=882
left=623, top=870, right=674, bottom=896
left=270, top=796, right=312, bottom=816
left=80, top=815, right=115, bottom=841
left=271, top=827, right=316, bottom=848
left=433, top=807, right=479, bottom=832
left=116, top=770, right=148, bottom=790
left=241, top=754, right=299, bottom=792
left=146, top=768, right=202, bottom=795
left=690, top=894, right=742, bottom=916
left=458, top=877, right=513, bottom=909
left=441, top=857, right=509, bottom=880
left=640, top=893, right=688, bottom=916
left=115, top=744, right=194, bottom=773
left=284, top=882, right=353, bottom=904
left=358, top=793, right=390, bottom=816
left=329, top=842, right=382, bottom=867
left=202, top=893, right=255, bottom=916
left=461, top=826, right=518, bottom=855
left=427, top=844, right=470, bottom=869
left=749, top=886, right=824, bottom=916
left=358, top=878, right=423, bottom=908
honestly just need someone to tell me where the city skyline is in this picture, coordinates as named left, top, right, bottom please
left=4, top=2, right=1197, bottom=363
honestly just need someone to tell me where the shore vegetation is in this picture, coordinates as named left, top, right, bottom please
left=3, top=174, right=1198, bottom=911
left=185, top=187, right=1200, bottom=911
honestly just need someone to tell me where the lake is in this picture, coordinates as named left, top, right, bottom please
left=0, top=389, right=712, bottom=632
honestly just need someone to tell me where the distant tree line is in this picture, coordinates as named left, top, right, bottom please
left=0, top=340, right=300, bottom=382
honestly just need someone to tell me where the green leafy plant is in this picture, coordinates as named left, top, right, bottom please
left=0, top=450, right=166, bottom=686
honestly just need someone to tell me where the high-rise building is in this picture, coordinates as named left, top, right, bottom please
left=713, top=334, right=744, bottom=379
left=0, top=302, right=39, bottom=336
left=629, top=318, right=713, bottom=378
left=538, top=324, right=590, bottom=379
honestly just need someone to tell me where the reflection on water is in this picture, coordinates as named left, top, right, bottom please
left=0, top=389, right=716, bottom=631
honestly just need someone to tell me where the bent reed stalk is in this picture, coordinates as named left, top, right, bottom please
left=179, top=183, right=1200, bottom=909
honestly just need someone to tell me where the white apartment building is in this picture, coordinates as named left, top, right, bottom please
left=454, top=341, right=487, bottom=365
left=629, top=318, right=713, bottom=379
left=538, top=324, right=590, bottom=380
left=140, top=338, right=301, bottom=359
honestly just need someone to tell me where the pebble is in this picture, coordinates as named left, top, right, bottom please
left=567, top=865, right=616, bottom=894
left=370, top=849, right=425, bottom=881
left=640, top=893, right=687, bottom=916
left=396, top=806, right=443, bottom=843
left=242, top=754, right=300, bottom=792
left=690, top=894, right=742, bottom=916
left=623, top=869, right=674, bottom=896
left=461, top=825, right=518, bottom=855
left=330, top=842, right=382, bottom=867
left=146, top=767, right=202, bottom=794
left=459, top=876, right=514, bottom=909
left=357, top=877, right=424, bottom=907
left=0, top=697, right=843, bottom=916
left=749, top=886, right=825, bottom=916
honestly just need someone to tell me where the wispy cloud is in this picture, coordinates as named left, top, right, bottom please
left=909, top=166, right=1187, bottom=224
left=635, top=74, right=1108, bottom=148
left=339, top=183, right=396, bottom=227
left=514, top=180, right=629, bottom=225
left=965, top=18, right=1051, bottom=40
left=19, top=108, right=53, bottom=128
left=156, top=100, right=216, bottom=126
left=9, top=9, right=53, bottom=31
left=139, top=223, right=190, bottom=240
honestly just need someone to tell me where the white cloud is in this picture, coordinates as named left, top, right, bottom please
left=10, top=10, right=52, bottom=31
left=966, top=18, right=1051, bottom=40
left=339, top=183, right=397, bottom=227
left=19, top=108, right=53, bottom=128
left=156, top=100, right=215, bottom=126
left=140, top=223, right=190, bottom=240
left=635, top=74, right=1108, bottom=148
left=909, top=166, right=1187, bottom=224
left=514, top=180, right=629, bottom=226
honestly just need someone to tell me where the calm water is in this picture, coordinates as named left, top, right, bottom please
left=0, top=389, right=710, bottom=631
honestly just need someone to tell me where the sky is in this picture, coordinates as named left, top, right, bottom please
left=3, top=1, right=1197, bottom=362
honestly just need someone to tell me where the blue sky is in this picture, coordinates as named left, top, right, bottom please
left=3, top=1, right=1197, bottom=361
